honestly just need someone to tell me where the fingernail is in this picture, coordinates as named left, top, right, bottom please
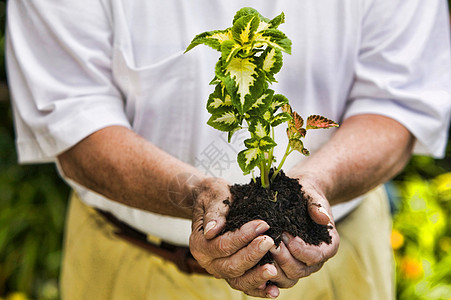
left=263, top=265, right=277, bottom=278
left=267, top=290, right=279, bottom=299
left=318, top=206, right=332, bottom=222
left=282, top=233, right=290, bottom=245
left=255, top=222, right=270, bottom=234
left=204, top=221, right=216, bottom=235
left=259, top=236, right=274, bottom=251
left=270, top=245, right=280, bottom=255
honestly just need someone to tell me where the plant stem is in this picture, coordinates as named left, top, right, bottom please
left=271, top=143, right=292, bottom=182
left=260, top=161, right=270, bottom=188
left=268, top=127, right=275, bottom=168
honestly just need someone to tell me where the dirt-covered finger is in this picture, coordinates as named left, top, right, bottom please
left=226, top=264, right=280, bottom=298
left=283, top=232, right=339, bottom=267
left=271, top=241, right=308, bottom=281
left=212, top=235, right=274, bottom=278
left=206, top=219, right=270, bottom=258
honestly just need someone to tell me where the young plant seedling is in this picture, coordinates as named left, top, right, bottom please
left=185, top=7, right=338, bottom=189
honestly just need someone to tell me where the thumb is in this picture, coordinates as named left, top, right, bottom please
left=202, top=197, right=230, bottom=239
left=194, top=177, right=231, bottom=239
left=307, top=198, right=333, bottom=226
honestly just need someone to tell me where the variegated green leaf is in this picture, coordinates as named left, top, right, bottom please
left=258, top=136, right=277, bottom=151
left=244, top=137, right=260, bottom=149
left=218, top=56, right=265, bottom=114
left=254, top=29, right=292, bottom=54
left=238, top=148, right=262, bottom=172
left=244, top=136, right=276, bottom=151
left=232, top=14, right=260, bottom=46
left=306, top=115, right=340, bottom=130
left=248, top=89, right=274, bottom=116
left=233, top=7, right=264, bottom=24
left=249, top=119, right=269, bottom=138
left=207, top=108, right=240, bottom=132
left=272, top=94, right=290, bottom=111
left=271, top=112, right=292, bottom=127
left=263, top=110, right=272, bottom=121
left=260, top=48, right=283, bottom=82
left=233, top=7, right=272, bottom=31
left=206, top=84, right=233, bottom=114
left=221, top=40, right=242, bottom=65
left=185, top=29, right=233, bottom=52
left=232, top=9, right=284, bottom=34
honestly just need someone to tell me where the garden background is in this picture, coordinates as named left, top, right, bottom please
left=0, top=1, right=450, bottom=299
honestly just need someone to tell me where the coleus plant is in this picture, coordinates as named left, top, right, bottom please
left=186, top=7, right=338, bottom=189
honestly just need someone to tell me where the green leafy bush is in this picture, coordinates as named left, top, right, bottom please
left=0, top=103, right=69, bottom=299
left=392, top=169, right=451, bottom=299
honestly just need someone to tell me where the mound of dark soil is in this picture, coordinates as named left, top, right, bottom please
left=222, top=170, right=331, bottom=264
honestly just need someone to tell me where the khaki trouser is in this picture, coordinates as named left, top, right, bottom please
left=61, top=186, right=394, bottom=300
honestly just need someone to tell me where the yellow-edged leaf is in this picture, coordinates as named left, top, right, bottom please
left=250, top=119, right=269, bottom=138
left=261, top=48, right=283, bottom=82
left=222, top=57, right=264, bottom=113
left=248, top=89, right=273, bottom=116
left=207, top=108, right=240, bottom=132
left=232, top=14, right=259, bottom=46
left=185, top=29, right=233, bottom=52
left=254, top=29, right=292, bottom=54
left=206, top=84, right=233, bottom=114
left=244, top=137, right=260, bottom=148
left=238, top=148, right=261, bottom=172
left=272, top=94, right=289, bottom=111
left=258, top=136, right=277, bottom=151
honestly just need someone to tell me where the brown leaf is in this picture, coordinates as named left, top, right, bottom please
left=292, top=111, right=304, bottom=131
left=306, top=115, right=339, bottom=130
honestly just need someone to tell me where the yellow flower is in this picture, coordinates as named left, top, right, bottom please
left=400, top=257, right=423, bottom=280
left=434, top=172, right=451, bottom=193
left=391, top=229, right=405, bottom=250
left=6, top=292, right=29, bottom=300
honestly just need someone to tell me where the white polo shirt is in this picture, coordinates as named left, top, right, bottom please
left=7, top=0, right=451, bottom=245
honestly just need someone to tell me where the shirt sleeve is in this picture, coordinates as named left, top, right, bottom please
left=6, top=0, right=131, bottom=163
left=345, top=0, right=451, bottom=158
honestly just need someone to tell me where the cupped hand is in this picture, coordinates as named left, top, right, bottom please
left=189, top=177, right=281, bottom=298
left=263, top=175, right=340, bottom=289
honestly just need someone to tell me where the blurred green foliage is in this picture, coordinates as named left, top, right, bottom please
left=0, top=101, right=69, bottom=299
left=0, top=1, right=69, bottom=299
left=0, top=1, right=450, bottom=299
left=392, top=169, right=451, bottom=299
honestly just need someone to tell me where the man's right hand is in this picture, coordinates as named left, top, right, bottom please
left=189, top=177, right=281, bottom=298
